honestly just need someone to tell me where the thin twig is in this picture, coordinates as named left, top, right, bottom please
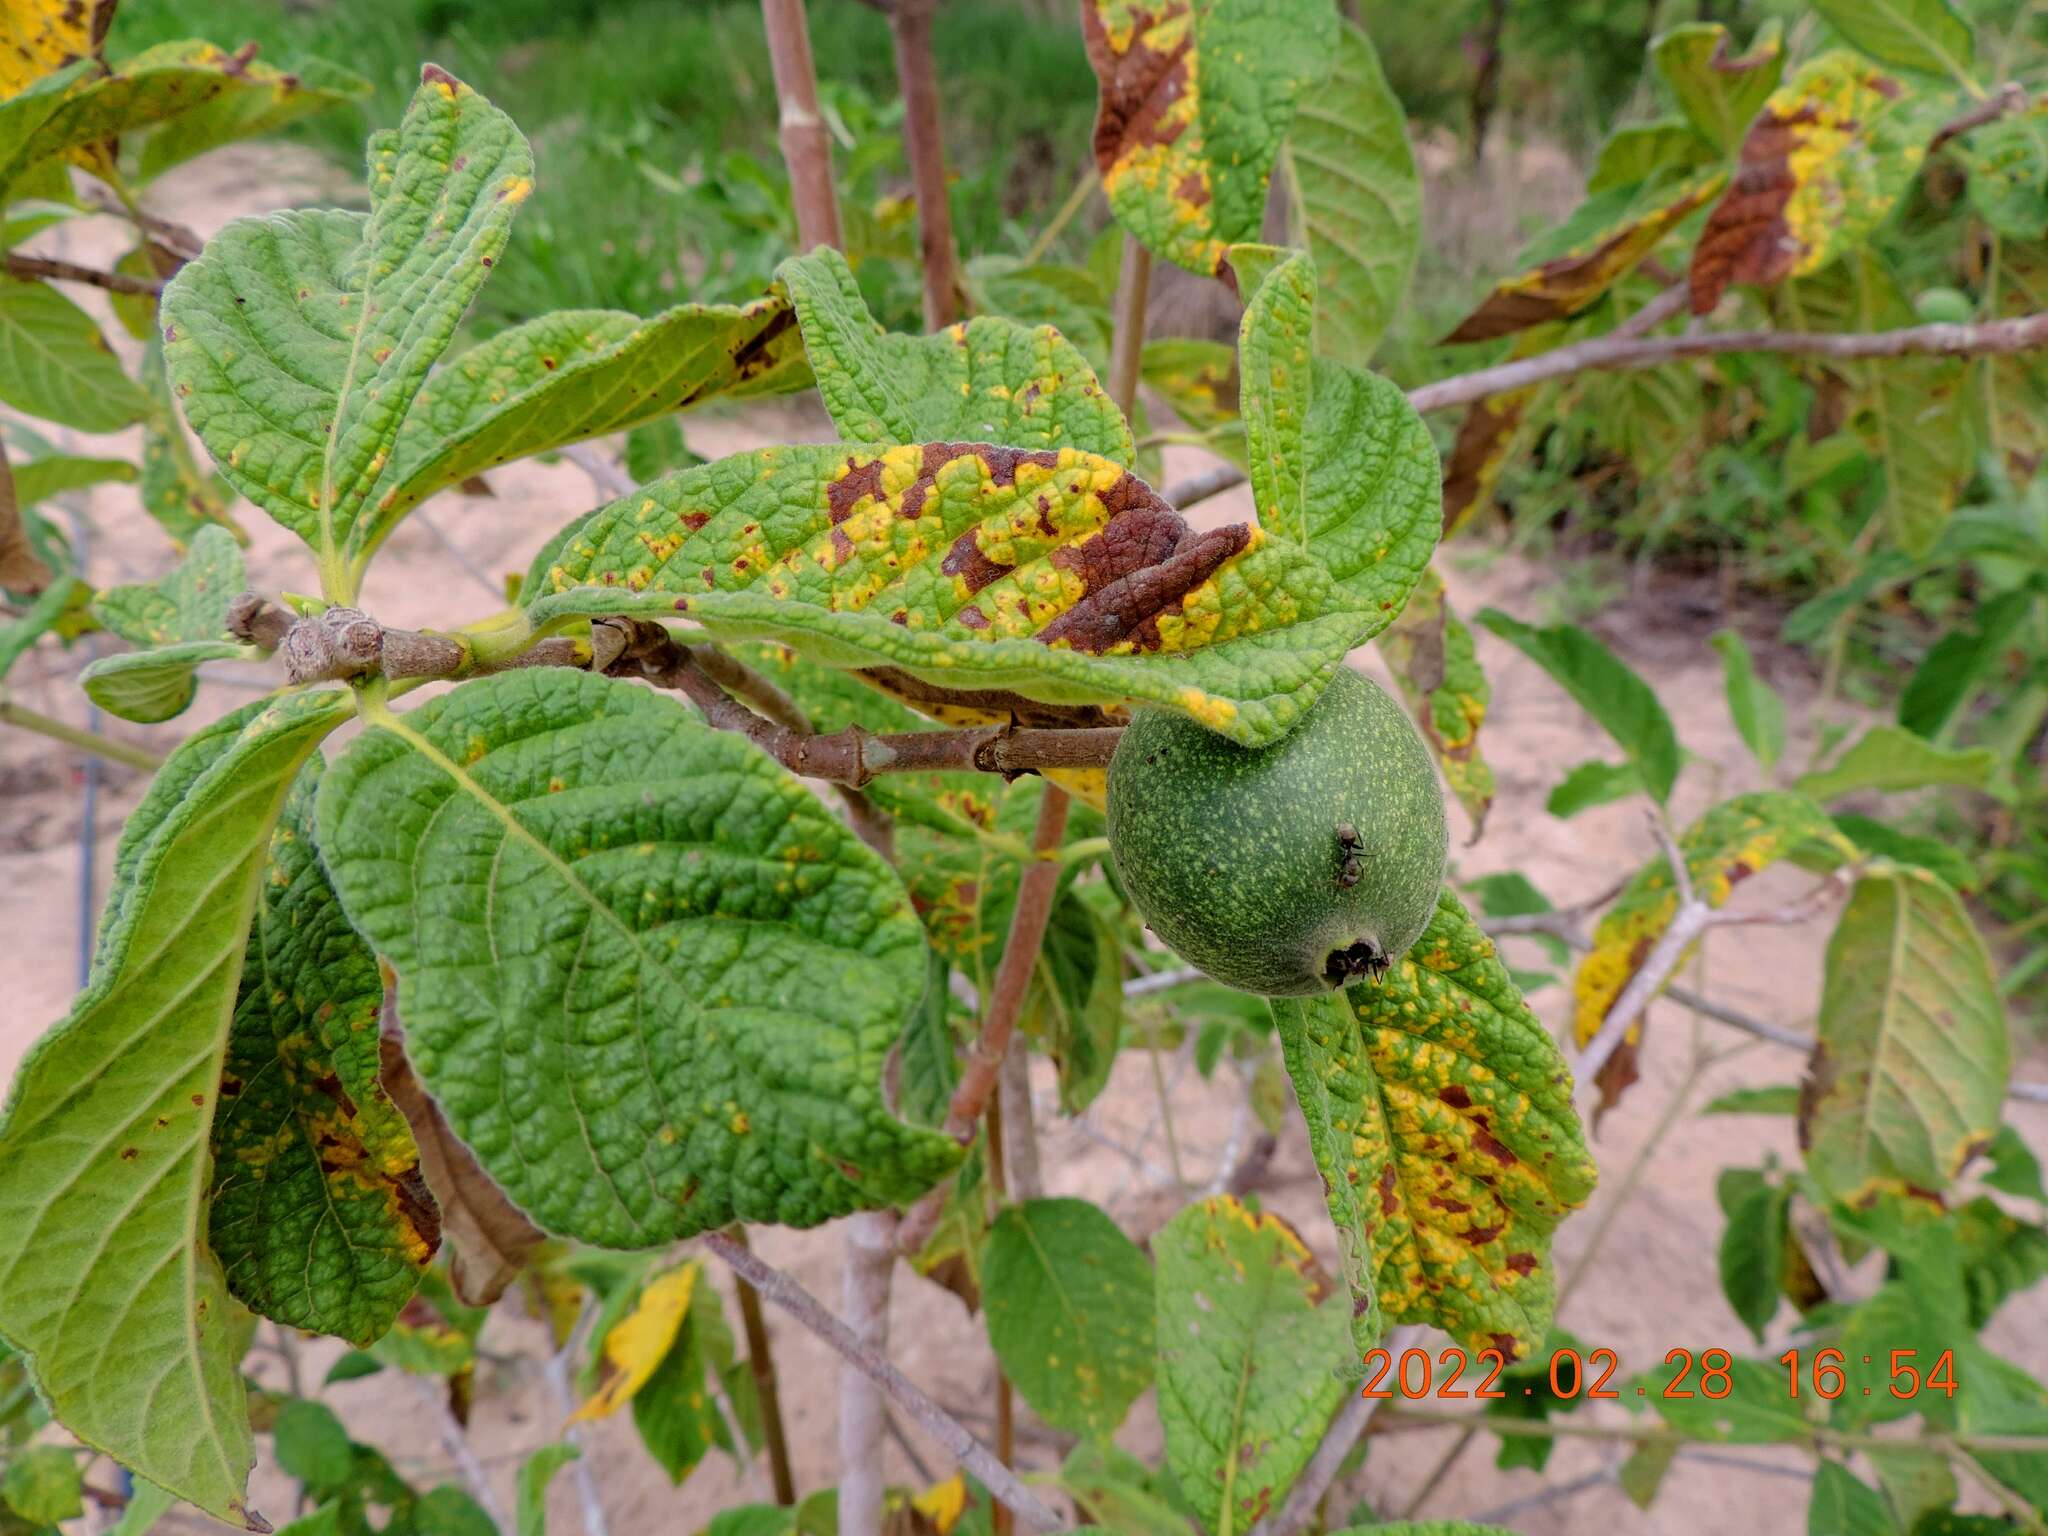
left=702, top=1231, right=1065, bottom=1531
left=0, top=698, right=162, bottom=772
left=840, top=1210, right=898, bottom=1536
left=760, top=0, right=845, bottom=251
left=1106, top=235, right=1151, bottom=420
left=885, top=0, right=962, bottom=330
left=560, top=442, right=633, bottom=502
left=1164, top=463, right=1247, bottom=511
left=724, top=1228, right=797, bottom=1504
left=897, top=784, right=1072, bottom=1253
left=1408, top=308, right=2048, bottom=414
left=3, top=252, right=162, bottom=295
left=539, top=1301, right=612, bottom=1536
left=407, top=1374, right=508, bottom=1530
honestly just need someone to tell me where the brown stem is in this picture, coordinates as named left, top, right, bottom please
left=888, top=0, right=962, bottom=330
left=702, top=1231, right=1065, bottom=1531
left=760, top=0, right=845, bottom=252
left=725, top=1229, right=797, bottom=1504
left=1106, top=236, right=1152, bottom=419
left=839, top=1210, right=897, bottom=1536
left=1930, top=80, right=2029, bottom=150
left=1409, top=308, right=2048, bottom=414
left=985, top=1088, right=1014, bottom=1536
left=3, top=252, right=163, bottom=296
left=897, top=785, right=1071, bottom=1253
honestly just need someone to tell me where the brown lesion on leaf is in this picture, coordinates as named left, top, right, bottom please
left=1037, top=516, right=1250, bottom=654
left=1440, top=391, right=1529, bottom=538
left=1081, top=0, right=1196, bottom=174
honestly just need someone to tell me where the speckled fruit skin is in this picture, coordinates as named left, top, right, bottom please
left=1106, top=667, right=1448, bottom=996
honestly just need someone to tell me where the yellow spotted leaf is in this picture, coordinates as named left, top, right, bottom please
left=524, top=432, right=1438, bottom=749
left=1271, top=888, right=1597, bottom=1361
left=1446, top=168, right=1725, bottom=343
left=0, top=0, right=110, bottom=96
left=1573, top=793, right=1854, bottom=1115
left=1688, top=51, right=1940, bottom=314
left=1375, top=567, right=1494, bottom=838
left=1081, top=0, right=1338, bottom=274
left=568, top=1263, right=698, bottom=1424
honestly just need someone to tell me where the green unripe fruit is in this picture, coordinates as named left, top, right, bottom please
left=1105, top=667, right=1448, bottom=997
left=1914, top=287, right=1974, bottom=324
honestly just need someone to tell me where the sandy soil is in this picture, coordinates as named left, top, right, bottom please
left=2, top=142, right=2044, bottom=1536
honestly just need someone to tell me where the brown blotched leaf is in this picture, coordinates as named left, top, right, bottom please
left=0, top=440, right=52, bottom=592
left=1688, top=51, right=1931, bottom=315
left=378, top=997, right=542, bottom=1307
left=1441, top=389, right=1532, bottom=538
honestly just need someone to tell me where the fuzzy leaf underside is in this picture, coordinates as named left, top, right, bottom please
left=1285, top=19, right=1420, bottom=365
left=525, top=438, right=1436, bottom=747
left=83, top=524, right=246, bottom=722
left=1272, top=889, right=1596, bottom=1362
left=778, top=249, right=1130, bottom=463
left=1082, top=0, right=1338, bottom=274
left=1801, top=867, right=2008, bottom=1201
left=139, top=334, right=245, bottom=550
left=0, top=688, right=351, bottom=1529
left=162, top=69, right=534, bottom=585
left=208, top=766, right=433, bottom=1347
left=1572, top=792, right=1851, bottom=1113
left=1153, top=1196, right=1349, bottom=1536
left=1235, top=246, right=1315, bottom=544
left=1688, top=51, right=1939, bottom=315
left=315, top=669, right=961, bottom=1249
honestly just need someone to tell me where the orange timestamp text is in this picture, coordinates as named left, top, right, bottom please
left=1355, top=1345, right=1960, bottom=1401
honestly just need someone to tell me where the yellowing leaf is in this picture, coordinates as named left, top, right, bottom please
left=1573, top=793, right=1854, bottom=1116
left=1688, top=51, right=1936, bottom=314
left=568, top=1263, right=698, bottom=1424
left=1082, top=0, right=1337, bottom=274
left=0, top=0, right=110, bottom=96
left=1376, top=567, right=1495, bottom=836
left=913, top=1475, right=968, bottom=1535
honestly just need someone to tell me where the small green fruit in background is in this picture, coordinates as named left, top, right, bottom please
left=1105, top=667, right=1448, bottom=997
left=1914, top=287, right=1974, bottom=324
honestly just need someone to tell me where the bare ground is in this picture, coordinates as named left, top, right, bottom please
left=2, top=142, right=2043, bottom=1536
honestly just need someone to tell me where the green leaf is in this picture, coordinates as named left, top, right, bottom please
left=316, top=669, right=959, bottom=1247
left=1710, top=629, right=1787, bottom=770
left=526, top=432, right=1438, bottom=749
left=515, top=1444, right=579, bottom=1536
left=1476, top=609, right=1680, bottom=801
left=1652, top=22, right=1786, bottom=153
left=0, top=688, right=352, bottom=1528
left=0, top=42, right=353, bottom=194
left=1446, top=168, right=1726, bottom=342
left=1, top=1444, right=83, bottom=1524
left=1954, top=1196, right=2048, bottom=1327
left=135, top=55, right=371, bottom=183
left=208, top=764, right=431, bottom=1345
left=1719, top=1174, right=1790, bottom=1341
left=984, top=1198, right=1154, bottom=1441
left=1153, top=1196, right=1349, bottom=1536
left=1234, top=245, right=1315, bottom=543
left=0, top=275, right=147, bottom=431
left=1573, top=793, right=1851, bottom=1109
left=82, top=523, right=249, bottom=722
left=139, top=334, right=243, bottom=551
left=107, top=1481, right=178, bottom=1536
left=274, top=1399, right=355, bottom=1491
left=1031, top=893, right=1124, bottom=1116
left=1703, top=1085, right=1801, bottom=1115
left=1283, top=18, right=1419, bottom=365
left=1802, top=868, right=2008, bottom=1201
left=1082, top=0, right=1338, bottom=275
left=625, top=417, right=704, bottom=484
left=1589, top=119, right=1717, bottom=195
left=628, top=1270, right=726, bottom=1482
left=1982, top=1124, right=2045, bottom=1203
left=967, top=256, right=1114, bottom=369
left=1898, top=588, right=2033, bottom=739
left=1271, top=889, right=1597, bottom=1361
left=1546, top=759, right=1642, bottom=819
left=1809, top=1461, right=1898, bottom=1536
left=1053, top=1445, right=1186, bottom=1536
left=778, top=247, right=1128, bottom=463
left=1647, top=1354, right=1821, bottom=1442
left=11, top=451, right=136, bottom=507
left=1812, top=0, right=1974, bottom=80
left=1690, top=53, right=1940, bottom=315
left=1377, top=567, right=1495, bottom=834
left=162, top=68, right=534, bottom=596
left=1139, top=336, right=1240, bottom=452
left=1958, top=104, right=2048, bottom=241
left=81, top=639, right=246, bottom=723
left=377, top=293, right=806, bottom=559
left=1794, top=725, right=1997, bottom=801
